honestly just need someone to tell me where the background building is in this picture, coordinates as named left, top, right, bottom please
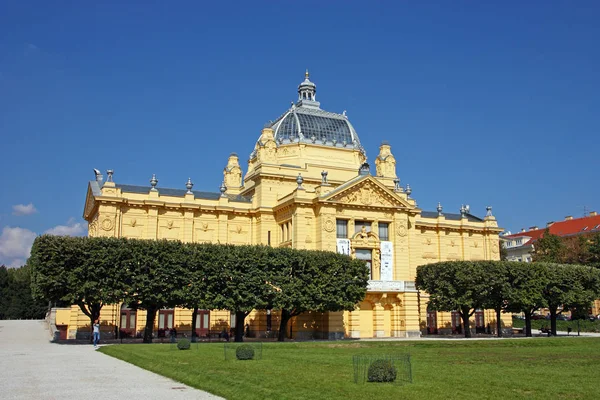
left=57, top=72, right=505, bottom=340
left=502, top=212, right=600, bottom=262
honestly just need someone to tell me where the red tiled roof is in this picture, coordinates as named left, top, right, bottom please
left=505, top=214, right=600, bottom=241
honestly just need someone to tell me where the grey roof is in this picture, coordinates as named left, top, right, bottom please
left=420, top=211, right=484, bottom=223
left=269, top=106, right=361, bottom=149
left=114, top=184, right=252, bottom=203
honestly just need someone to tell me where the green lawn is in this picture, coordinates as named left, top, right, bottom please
left=100, top=338, right=600, bottom=400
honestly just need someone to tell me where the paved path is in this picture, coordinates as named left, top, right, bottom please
left=0, top=320, right=223, bottom=400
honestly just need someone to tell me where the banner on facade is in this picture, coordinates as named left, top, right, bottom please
left=380, top=241, right=393, bottom=281
left=336, top=239, right=351, bottom=256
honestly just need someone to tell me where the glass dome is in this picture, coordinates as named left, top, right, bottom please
left=269, top=107, right=360, bottom=147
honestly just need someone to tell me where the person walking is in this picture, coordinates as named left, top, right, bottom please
left=93, top=319, right=100, bottom=348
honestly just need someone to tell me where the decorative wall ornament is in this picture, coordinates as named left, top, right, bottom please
left=332, top=183, right=395, bottom=207
left=130, top=218, right=137, bottom=227
left=396, top=221, right=408, bottom=237
left=200, top=222, right=209, bottom=231
left=167, top=220, right=174, bottom=230
left=100, top=217, right=114, bottom=231
left=89, top=220, right=98, bottom=237
left=323, top=218, right=335, bottom=233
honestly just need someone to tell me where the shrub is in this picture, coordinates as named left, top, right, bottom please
left=367, top=359, right=397, bottom=383
left=177, top=339, right=191, bottom=350
left=236, top=344, right=255, bottom=360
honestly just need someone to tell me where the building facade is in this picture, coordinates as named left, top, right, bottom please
left=60, top=72, right=506, bottom=340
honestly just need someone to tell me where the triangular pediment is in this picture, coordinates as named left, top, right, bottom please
left=83, top=181, right=101, bottom=220
left=320, top=175, right=412, bottom=209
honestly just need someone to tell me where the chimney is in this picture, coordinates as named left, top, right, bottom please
left=521, top=228, right=526, bottom=233
left=565, top=216, right=573, bottom=221
left=546, top=221, right=554, bottom=228
left=529, top=226, right=538, bottom=231
left=590, top=211, right=598, bottom=217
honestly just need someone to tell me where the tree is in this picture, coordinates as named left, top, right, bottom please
left=174, top=243, right=214, bottom=342
left=30, top=235, right=128, bottom=338
left=0, top=266, right=8, bottom=319
left=504, top=262, right=548, bottom=337
left=479, top=261, right=510, bottom=337
left=533, top=229, right=565, bottom=262
left=416, top=261, right=490, bottom=338
left=542, top=263, right=600, bottom=335
left=124, top=239, right=188, bottom=343
left=272, top=249, right=369, bottom=342
left=587, top=233, right=600, bottom=269
left=207, top=244, right=279, bottom=342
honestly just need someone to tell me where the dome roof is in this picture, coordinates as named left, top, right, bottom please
left=264, top=71, right=363, bottom=151
left=269, top=106, right=361, bottom=149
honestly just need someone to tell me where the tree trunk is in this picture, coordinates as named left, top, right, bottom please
left=549, top=306, right=557, bottom=336
left=278, top=309, right=292, bottom=342
left=77, top=302, right=102, bottom=343
left=191, top=307, right=198, bottom=342
left=495, top=307, right=503, bottom=338
left=460, top=307, right=472, bottom=338
left=234, top=311, right=247, bottom=342
left=143, top=306, right=157, bottom=343
left=524, top=310, right=532, bottom=337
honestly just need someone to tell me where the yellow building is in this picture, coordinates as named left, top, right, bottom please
left=60, top=72, right=507, bottom=340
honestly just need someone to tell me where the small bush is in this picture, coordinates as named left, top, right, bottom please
left=367, top=359, right=397, bottom=383
left=177, top=339, right=191, bottom=350
left=236, top=344, right=255, bottom=360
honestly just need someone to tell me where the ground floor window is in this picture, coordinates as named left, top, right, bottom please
left=195, top=310, right=210, bottom=336
left=475, top=310, right=485, bottom=333
left=426, top=310, right=438, bottom=334
left=120, top=307, right=137, bottom=338
left=451, top=311, right=462, bottom=334
left=157, top=309, right=174, bottom=337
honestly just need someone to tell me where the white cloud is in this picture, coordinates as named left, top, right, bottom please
left=44, top=218, right=85, bottom=236
left=12, top=203, right=38, bottom=216
left=0, top=227, right=37, bottom=266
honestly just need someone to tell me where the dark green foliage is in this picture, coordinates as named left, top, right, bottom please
left=0, top=264, right=48, bottom=320
left=29, top=236, right=369, bottom=343
left=367, top=359, right=397, bottom=383
left=177, top=339, right=191, bottom=350
left=272, top=249, right=369, bottom=341
left=416, top=261, right=491, bottom=338
left=417, top=261, right=600, bottom=338
left=236, top=344, right=255, bottom=360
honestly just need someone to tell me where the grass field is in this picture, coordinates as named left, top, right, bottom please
left=100, top=337, right=600, bottom=400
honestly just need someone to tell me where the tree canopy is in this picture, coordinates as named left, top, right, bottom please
left=417, top=260, right=600, bottom=337
left=29, top=236, right=369, bottom=342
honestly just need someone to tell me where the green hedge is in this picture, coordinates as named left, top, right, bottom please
left=512, top=317, right=600, bottom=333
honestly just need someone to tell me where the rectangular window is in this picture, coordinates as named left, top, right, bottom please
left=355, top=249, right=373, bottom=280
left=230, top=312, right=236, bottom=328
left=336, top=219, right=348, bottom=239
left=355, top=220, right=371, bottom=234
left=379, top=223, right=389, bottom=241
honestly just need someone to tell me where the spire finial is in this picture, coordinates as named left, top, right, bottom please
left=305, top=69, right=309, bottom=79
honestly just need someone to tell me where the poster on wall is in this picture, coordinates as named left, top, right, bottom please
left=380, top=241, right=393, bottom=281
left=336, top=239, right=351, bottom=256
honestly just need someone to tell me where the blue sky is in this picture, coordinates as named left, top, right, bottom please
left=1, top=1, right=599, bottom=267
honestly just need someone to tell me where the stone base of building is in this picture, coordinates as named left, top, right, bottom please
left=392, top=330, right=421, bottom=338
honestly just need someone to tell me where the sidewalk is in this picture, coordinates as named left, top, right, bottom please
left=0, top=320, right=223, bottom=400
